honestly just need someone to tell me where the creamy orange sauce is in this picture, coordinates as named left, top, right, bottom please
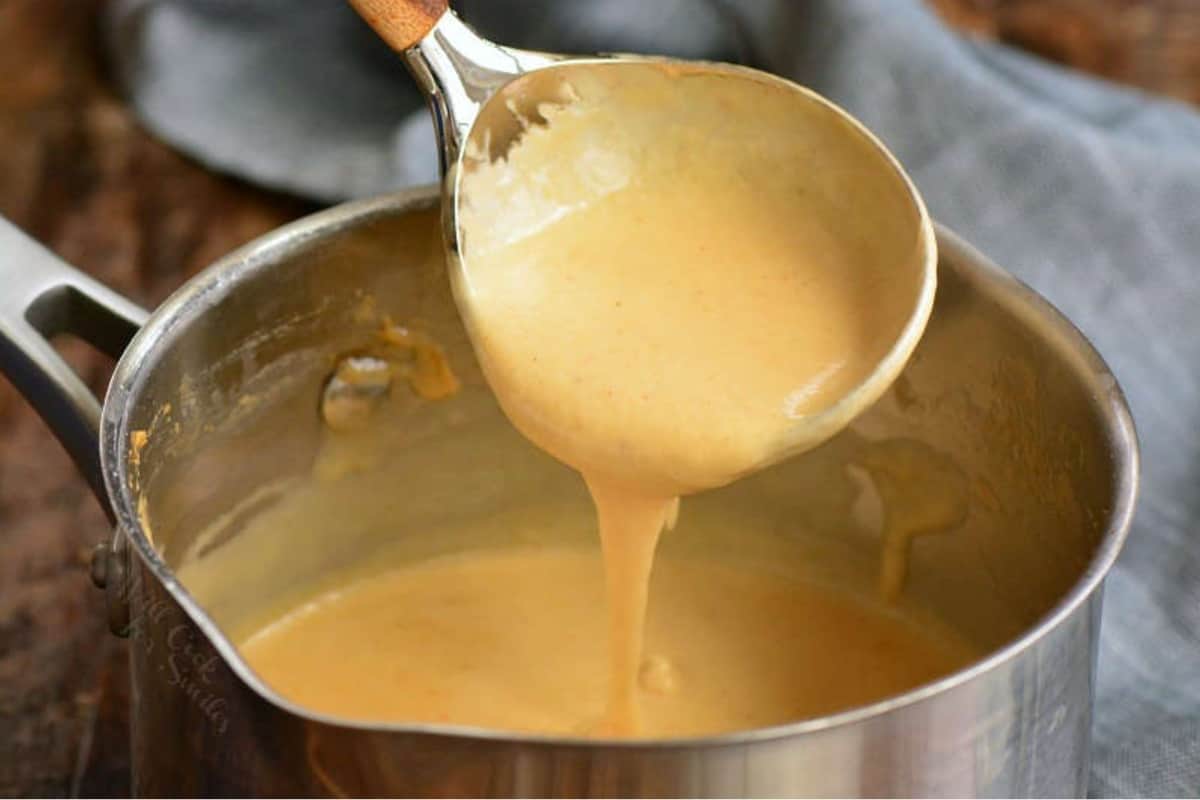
left=856, top=438, right=969, bottom=602
left=241, top=548, right=974, bottom=737
left=451, top=64, right=932, bottom=733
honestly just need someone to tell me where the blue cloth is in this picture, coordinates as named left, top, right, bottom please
left=106, top=1, right=1200, bottom=794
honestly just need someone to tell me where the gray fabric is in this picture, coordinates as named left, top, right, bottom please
left=105, top=0, right=1200, bottom=795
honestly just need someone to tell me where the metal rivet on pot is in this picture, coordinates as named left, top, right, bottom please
left=104, top=527, right=131, bottom=638
left=90, top=540, right=109, bottom=589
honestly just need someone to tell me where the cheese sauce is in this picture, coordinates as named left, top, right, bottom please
left=241, top=548, right=974, bottom=737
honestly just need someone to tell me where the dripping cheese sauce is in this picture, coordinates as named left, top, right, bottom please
left=234, top=64, right=968, bottom=737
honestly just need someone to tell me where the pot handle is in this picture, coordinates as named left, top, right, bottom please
left=0, top=217, right=149, bottom=513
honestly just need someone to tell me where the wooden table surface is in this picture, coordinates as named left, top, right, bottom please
left=0, top=0, right=1195, bottom=795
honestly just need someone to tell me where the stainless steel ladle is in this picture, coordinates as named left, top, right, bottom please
left=348, top=0, right=938, bottom=469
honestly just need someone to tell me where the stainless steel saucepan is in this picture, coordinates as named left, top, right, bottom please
left=0, top=187, right=1136, bottom=796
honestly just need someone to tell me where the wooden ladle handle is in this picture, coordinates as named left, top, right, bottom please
left=348, top=0, right=449, bottom=52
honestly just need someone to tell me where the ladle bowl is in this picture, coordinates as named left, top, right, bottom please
left=349, top=0, right=938, bottom=473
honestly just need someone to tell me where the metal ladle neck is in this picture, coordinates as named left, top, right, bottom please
left=402, top=11, right=558, bottom=173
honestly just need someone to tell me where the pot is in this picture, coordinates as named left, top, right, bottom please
left=0, top=187, right=1137, bottom=797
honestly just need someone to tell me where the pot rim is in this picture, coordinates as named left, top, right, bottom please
left=100, top=186, right=1139, bottom=749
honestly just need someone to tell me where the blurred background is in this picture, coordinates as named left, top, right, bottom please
left=1, top=0, right=1197, bottom=796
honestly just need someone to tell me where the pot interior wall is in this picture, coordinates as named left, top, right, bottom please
left=121, top=196, right=1118, bottom=669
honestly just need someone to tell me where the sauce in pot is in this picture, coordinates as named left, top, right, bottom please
left=242, top=548, right=974, bottom=737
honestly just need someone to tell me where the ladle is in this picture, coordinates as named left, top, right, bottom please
left=347, top=0, right=937, bottom=484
